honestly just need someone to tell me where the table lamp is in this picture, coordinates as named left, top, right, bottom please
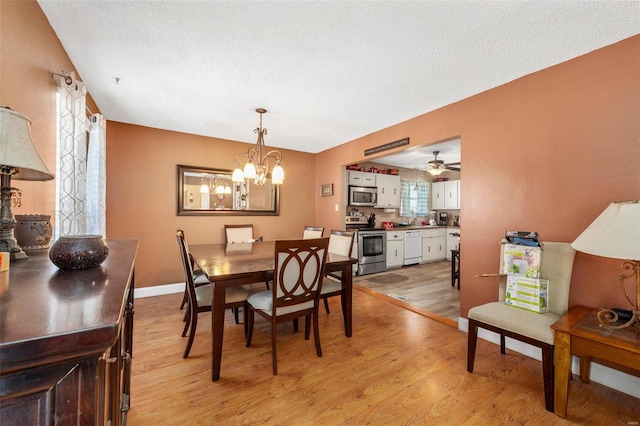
left=0, top=107, right=55, bottom=260
left=571, top=200, right=640, bottom=329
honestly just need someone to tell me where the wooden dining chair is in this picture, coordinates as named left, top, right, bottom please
left=176, top=229, right=210, bottom=310
left=320, top=230, right=355, bottom=317
left=224, top=224, right=255, bottom=243
left=245, top=238, right=329, bottom=375
left=302, top=226, right=324, bottom=239
left=176, top=229, right=249, bottom=358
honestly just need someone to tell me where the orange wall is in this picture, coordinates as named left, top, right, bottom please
left=106, top=123, right=316, bottom=287
left=317, top=36, right=640, bottom=317
left=4, top=3, right=639, bottom=316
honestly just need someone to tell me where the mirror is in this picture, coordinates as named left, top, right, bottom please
left=177, top=165, right=280, bottom=216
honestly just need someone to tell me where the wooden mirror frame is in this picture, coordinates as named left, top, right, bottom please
left=177, top=164, right=280, bottom=216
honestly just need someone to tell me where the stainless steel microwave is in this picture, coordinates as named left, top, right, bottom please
left=349, top=185, right=377, bottom=206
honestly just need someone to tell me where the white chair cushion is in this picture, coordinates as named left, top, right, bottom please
left=248, top=290, right=314, bottom=316
left=195, top=284, right=248, bottom=306
left=194, top=273, right=210, bottom=285
left=320, top=278, right=342, bottom=295
left=468, top=302, right=560, bottom=345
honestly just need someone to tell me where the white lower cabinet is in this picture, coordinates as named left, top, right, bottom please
left=421, top=228, right=447, bottom=263
left=386, top=231, right=404, bottom=269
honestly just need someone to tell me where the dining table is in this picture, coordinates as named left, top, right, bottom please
left=189, top=240, right=357, bottom=382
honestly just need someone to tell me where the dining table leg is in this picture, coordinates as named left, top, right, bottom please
left=211, top=280, right=226, bottom=381
left=344, top=263, right=353, bottom=337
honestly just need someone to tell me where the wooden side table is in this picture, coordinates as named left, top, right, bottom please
left=551, top=305, right=640, bottom=418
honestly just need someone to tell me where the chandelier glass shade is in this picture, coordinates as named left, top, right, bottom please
left=232, top=108, right=284, bottom=185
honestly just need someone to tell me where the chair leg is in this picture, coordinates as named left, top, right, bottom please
left=179, top=286, right=188, bottom=310
left=313, top=311, right=322, bottom=357
left=323, top=297, right=330, bottom=314
left=271, top=320, right=278, bottom=375
left=243, top=304, right=249, bottom=339
left=181, top=304, right=192, bottom=337
left=304, top=315, right=311, bottom=340
left=500, top=333, right=506, bottom=354
left=467, top=318, right=478, bottom=373
left=233, top=307, right=240, bottom=324
left=183, top=311, right=197, bottom=358
left=541, top=344, right=555, bottom=412
left=265, top=280, right=270, bottom=290
left=293, top=318, right=299, bottom=333
left=245, top=308, right=254, bottom=347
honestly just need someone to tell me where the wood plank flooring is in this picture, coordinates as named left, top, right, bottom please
left=128, top=289, right=639, bottom=425
left=353, top=261, right=459, bottom=327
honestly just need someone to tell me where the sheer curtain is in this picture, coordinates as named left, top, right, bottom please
left=54, top=72, right=107, bottom=239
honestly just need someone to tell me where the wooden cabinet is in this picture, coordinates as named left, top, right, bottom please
left=421, top=228, right=446, bottom=263
left=348, top=170, right=376, bottom=187
left=386, top=231, right=404, bottom=269
left=0, top=239, right=139, bottom=426
left=376, top=174, right=401, bottom=208
left=432, top=180, right=460, bottom=210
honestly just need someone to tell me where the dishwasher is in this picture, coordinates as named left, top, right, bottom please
left=404, top=230, right=422, bottom=265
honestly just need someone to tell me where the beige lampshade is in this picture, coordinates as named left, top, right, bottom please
left=0, top=107, right=54, bottom=181
left=571, top=200, right=640, bottom=261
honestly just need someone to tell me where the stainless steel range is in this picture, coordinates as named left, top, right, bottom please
left=346, top=216, right=387, bottom=275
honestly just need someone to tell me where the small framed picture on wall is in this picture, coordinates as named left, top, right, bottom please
left=320, top=184, right=333, bottom=197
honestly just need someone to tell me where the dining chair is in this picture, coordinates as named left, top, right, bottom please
left=302, top=226, right=324, bottom=239
left=467, top=241, right=576, bottom=412
left=176, top=229, right=249, bottom=358
left=176, top=229, right=210, bottom=311
left=320, top=230, right=355, bottom=317
left=245, top=237, right=329, bottom=375
left=224, top=224, right=255, bottom=243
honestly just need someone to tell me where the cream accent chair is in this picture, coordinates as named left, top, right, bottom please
left=467, top=242, right=576, bottom=412
left=302, top=226, right=325, bottom=239
left=245, top=238, right=329, bottom=375
left=320, top=230, right=355, bottom=318
left=224, top=224, right=255, bottom=243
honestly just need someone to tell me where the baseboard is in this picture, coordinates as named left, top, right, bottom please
left=458, top=317, right=640, bottom=399
left=134, top=282, right=183, bottom=298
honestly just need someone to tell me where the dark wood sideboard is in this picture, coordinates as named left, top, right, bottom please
left=0, top=239, right=139, bottom=426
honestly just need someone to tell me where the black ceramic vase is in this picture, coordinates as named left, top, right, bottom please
left=49, top=235, right=109, bottom=270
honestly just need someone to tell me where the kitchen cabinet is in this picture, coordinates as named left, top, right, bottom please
left=444, top=180, right=460, bottom=209
left=422, top=228, right=446, bottom=263
left=431, top=180, right=460, bottom=210
left=0, top=239, right=138, bottom=426
left=431, top=181, right=445, bottom=209
left=386, top=231, right=404, bottom=269
left=348, top=170, right=376, bottom=187
left=376, top=174, right=401, bottom=208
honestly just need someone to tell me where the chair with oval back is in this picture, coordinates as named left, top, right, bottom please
left=245, top=237, right=329, bottom=375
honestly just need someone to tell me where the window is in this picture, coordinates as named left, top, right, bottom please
left=400, top=181, right=429, bottom=216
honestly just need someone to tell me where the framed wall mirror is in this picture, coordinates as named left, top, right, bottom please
left=177, top=165, right=280, bottom=216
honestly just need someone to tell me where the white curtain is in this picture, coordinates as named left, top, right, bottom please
left=54, top=72, right=107, bottom=239
left=87, top=113, right=107, bottom=236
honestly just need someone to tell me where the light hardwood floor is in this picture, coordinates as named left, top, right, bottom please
left=128, top=289, right=639, bottom=425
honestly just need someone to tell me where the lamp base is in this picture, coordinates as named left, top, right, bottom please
left=597, top=260, right=640, bottom=331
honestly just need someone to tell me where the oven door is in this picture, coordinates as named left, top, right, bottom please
left=358, top=231, right=386, bottom=265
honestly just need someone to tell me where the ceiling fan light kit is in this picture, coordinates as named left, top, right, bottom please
left=426, top=150, right=460, bottom=175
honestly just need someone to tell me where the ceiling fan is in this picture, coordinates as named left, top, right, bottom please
left=426, top=151, right=461, bottom=175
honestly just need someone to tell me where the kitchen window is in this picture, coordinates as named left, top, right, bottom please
left=400, top=181, right=429, bottom=216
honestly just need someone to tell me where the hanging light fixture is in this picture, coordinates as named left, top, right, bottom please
left=414, top=168, right=419, bottom=190
left=232, top=108, right=284, bottom=185
left=426, top=150, right=447, bottom=176
left=200, top=174, right=231, bottom=200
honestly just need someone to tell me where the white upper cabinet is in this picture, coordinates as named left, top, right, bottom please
left=348, top=171, right=376, bottom=187
left=432, top=179, right=460, bottom=210
left=376, top=174, right=401, bottom=208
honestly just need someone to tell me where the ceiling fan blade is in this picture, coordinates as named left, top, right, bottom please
left=446, top=162, right=461, bottom=166
left=445, top=166, right=461, bottom=171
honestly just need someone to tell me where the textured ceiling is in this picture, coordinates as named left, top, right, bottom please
left=37, top=1, right=638, bottom=169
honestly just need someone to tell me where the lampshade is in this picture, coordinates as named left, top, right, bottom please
left=571, top=200, right=640, bottom=261
left=0, top=107, right=54, bottom=181
left=427, top=168, right=444, bottom=176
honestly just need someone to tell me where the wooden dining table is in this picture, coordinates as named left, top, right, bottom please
left=189, top=240, right=357, bottom=381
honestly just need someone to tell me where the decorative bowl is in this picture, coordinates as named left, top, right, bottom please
left=49, top=235, right=109, bottom=270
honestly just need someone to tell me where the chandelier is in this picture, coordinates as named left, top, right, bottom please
left=232, top=108, right=284, bottom=185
